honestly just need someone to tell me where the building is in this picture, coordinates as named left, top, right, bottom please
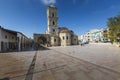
left=59, top=27, right=78, bottom=46
left=0, top=26, right=32, bottom=52
left=0, top=26, right=17, bottom=52
left=102, top=28, right=110, bottom=42
left=17, top=32, right=32, bottom=51
left=34, top=5, right=78, bottom=47
left=79, top=29, right=106, bottom=43
left=45, top=5, right=59, bottom=36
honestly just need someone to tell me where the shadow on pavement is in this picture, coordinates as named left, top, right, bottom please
left=0, top=77, right=10, bottom=80
left=0, top=45, right=50, bottom=53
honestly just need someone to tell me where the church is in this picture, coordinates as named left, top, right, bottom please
left=34, top=5, right=78, bottom=47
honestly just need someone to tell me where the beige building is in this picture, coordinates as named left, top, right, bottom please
left=45, top=5, right=59, bottom=36
left=0, top=26, right=32, bottom=52
left=34, top=34, right=50, bottom=47
left=59, top=29, right=71, bottom=46
left=34, top=5, right=78, bottom=47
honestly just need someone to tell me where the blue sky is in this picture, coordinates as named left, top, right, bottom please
left=0, top=0, right=120, bottom=38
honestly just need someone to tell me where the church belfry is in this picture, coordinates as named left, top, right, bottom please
left=34, top=5, right=78, bottom=47
left=46, top=5, right=58, bottom=35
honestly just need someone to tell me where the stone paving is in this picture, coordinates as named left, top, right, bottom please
left=50, top=43, right=120, bottom=73
left=0, top=51, right=35, bottom=80
left=0, top=43, right=120, bottom=80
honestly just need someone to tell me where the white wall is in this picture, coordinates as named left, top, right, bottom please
left=82, top=30, right=104, bottom=43
left=0, top=29, right=17, bottom=52
left=1, top=30, right=17, bottom=42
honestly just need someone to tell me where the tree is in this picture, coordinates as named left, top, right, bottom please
left=107, top=13, right=120, bottom=43
left=103, top=30, right=108, bottom=38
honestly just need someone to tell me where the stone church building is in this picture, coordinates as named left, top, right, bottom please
left=34, top=5, right=78, bottom=47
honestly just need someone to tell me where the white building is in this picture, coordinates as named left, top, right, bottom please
left=0, top=26, right=32, bottom=52
left=79, top=29, right=104, bottom=43
left=0, top=26, right=17, bottom=52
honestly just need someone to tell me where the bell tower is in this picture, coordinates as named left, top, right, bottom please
left=46, top=5, right=58, bottom=35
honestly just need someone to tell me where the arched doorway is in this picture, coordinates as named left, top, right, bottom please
left=37, top=36, right=47, bottom=45
left=34, top=36, right=47, bottom=50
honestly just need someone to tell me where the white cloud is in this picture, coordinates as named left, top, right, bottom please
left=41, top=0, right=56, bottom=5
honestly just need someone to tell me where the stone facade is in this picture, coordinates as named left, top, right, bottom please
left=71, top=34, right=78, bottom=45
left=59, top=29, right=71, bottom=46
left=46, top=5, right=59, bottom=36
left=34, top=5, right=78, bottom=47
left=51, top=35, right=60, bottom=46
left=34, top=34, right=50, bottom=47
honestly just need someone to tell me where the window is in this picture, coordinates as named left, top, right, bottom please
left=63, top=36, right=64, bottom=40
left=54, top=39, right=56, bottom=42
left=5, top=35, right=7, bottom=39
left=12, top=36, right=14, bottom=39
left=66, top=36, right=68, bottom=40
left=53, top=21, right=55, bottom=25
left=53, top=29, right=55, bottom=32
left=52, top=13, right=54, bottom=17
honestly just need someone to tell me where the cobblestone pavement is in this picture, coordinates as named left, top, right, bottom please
left=0, top=43, right=120, bottom=80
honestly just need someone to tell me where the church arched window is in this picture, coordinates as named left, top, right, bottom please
left=67, top=36, right=68, bottom=40
left=63, top=36, right=64, bottom=40
left=53, top=29, right=55, bottom=32
left=52, top=13, right=54, bottom=17
left=54, top=39, right=56, bottom=42
left=53, top=21, right=55, bottom=25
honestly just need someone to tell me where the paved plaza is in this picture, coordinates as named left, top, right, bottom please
left=0, top=43, right=120, bottom=80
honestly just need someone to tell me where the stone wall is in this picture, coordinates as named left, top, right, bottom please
left=71, top=35, right=78, bottom=45
left=34, top=34, right=51, bottom=47
left=51, top=36, right=60, bottom=46
left=59, top=33, right=71, bottom=46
